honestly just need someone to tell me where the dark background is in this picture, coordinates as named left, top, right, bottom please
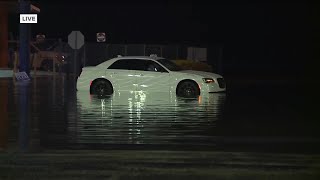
left=3, top=0, right=320, bottom=152
left=8, top=1, right=319, bottom=79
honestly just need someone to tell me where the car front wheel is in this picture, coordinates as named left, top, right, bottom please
left=90, top=80, right=113, bottom=96
left=176, top=81, right=200, bottom=98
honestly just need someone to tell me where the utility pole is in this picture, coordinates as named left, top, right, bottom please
left=19, top=0, right=31, bottom=76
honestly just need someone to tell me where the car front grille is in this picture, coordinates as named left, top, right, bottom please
left=216, top=78, right=226, bottom=88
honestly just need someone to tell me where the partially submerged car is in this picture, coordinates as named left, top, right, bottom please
left=77, top=55, right=226, bottom=98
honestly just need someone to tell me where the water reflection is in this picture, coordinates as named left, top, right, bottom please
left=18, top=81, right=30, bottom=152
left=72, top=91, right=226, bottom=145
left=2, top=76, right=226, bottom=149
left=3, top=76, right=315, bottom=151
left=0, top=80, right=9, bottom=150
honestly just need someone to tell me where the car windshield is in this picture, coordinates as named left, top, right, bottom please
left=156, top=59, right=182, bottom=71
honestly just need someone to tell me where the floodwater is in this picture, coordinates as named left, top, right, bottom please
left=0, top=75, right=319, bottom=153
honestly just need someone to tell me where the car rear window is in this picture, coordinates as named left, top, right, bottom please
left=107, top=59, right=131, bottom=70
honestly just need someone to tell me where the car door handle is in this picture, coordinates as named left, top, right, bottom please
left=138, top=74, right=144, bottom=76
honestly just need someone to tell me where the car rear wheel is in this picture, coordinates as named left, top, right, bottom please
left=90, top=80, right=113, bottom=96
left=176, top=81, right=200, bottom=98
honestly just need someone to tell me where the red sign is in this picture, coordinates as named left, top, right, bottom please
left=96, top=32, right=106, bottom=42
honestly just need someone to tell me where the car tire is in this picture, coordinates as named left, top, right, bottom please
left=176, top=81, right=200, bottom=98
left=91, top=80, right=113, bottom=96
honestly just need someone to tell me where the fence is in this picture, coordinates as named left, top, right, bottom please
left=83, top=43, right=188, bottom=66
left=8, top=40, right=207, bottom=75
left=60, top=43, right=190, bottom=75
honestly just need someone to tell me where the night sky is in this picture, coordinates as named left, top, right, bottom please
left=8, top=1, right=319, bottom=75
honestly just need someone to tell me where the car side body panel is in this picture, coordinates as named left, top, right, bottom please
left=106, top=69, right=136, bottom=91
left=135, top=70, right=172, bottom=92
left=76, top=56, right=226, bottom=94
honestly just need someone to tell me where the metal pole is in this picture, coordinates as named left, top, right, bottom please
left=53, top=57, right=56, bottom=75
left=74, top=32, right=77, bottom=83
left=125, top=45, right=127, bottom=56
left=83, top=44, right=86, bottom=67
left=19, top=0, right=31, bottom=76
left=218, top=46, right=223, bottom=74
left=176, top=45, right=179, bottom=59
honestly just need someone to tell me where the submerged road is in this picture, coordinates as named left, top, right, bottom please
left=1, top=74, right=320, bottom=179
left=0, top=75, right=318, bottom=152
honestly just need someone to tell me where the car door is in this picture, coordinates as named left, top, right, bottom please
left=133, top=59, right=171, bottom=92
left=106, top=59, right=137, bottom=92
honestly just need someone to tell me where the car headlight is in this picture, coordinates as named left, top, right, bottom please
left=202, top=78, right=214, bottom=83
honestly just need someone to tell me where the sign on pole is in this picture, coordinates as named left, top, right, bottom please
left=68, top=31, right=84, bottom=49
left=68, top=31, right=85, bottom=82
left=96, top=32, right=106, bottom=42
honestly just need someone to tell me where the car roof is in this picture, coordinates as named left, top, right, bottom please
left=97, top=55, right=165, bottom=67
left=115, top=55, right=164, bottom=60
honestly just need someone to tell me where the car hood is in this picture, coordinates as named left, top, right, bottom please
left=178, top=70, right=223, bottom=78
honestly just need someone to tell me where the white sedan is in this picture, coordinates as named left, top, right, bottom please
left=77, top=55, right=226, bottom=98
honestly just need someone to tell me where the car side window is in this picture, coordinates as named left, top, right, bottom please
left=107, top=59, right=130, bottom=70
left=108, top=59, right=168, bottom=72
left=130, top=59, right=146, bottom=71
left=145, top=60, right=168, bottom=73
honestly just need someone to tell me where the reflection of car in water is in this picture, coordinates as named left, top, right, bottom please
left=77, top=55, right=226, bottom=98
left=69, top=91, right=226, bottom=145
left=77, top=91, right=226, bottom=117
